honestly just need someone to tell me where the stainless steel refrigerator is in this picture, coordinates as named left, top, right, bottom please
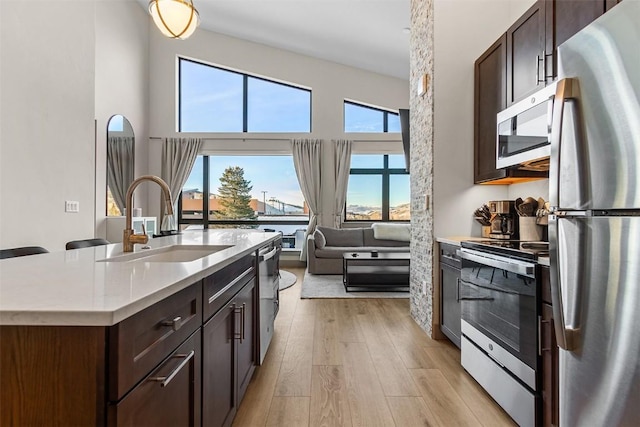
left=549, top=1, right=640, bottom=426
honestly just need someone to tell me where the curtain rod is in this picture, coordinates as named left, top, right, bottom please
left=149, top=136, right=291, bottom=141
left=149, top=137, right=399, bottom=143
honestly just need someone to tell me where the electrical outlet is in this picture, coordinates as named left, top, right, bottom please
left=422, top=281, right=427, bottom=295
left=65, top=200, right=79, bottom=213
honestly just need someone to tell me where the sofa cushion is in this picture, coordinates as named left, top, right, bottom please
left=314, top=229, right=326, bottom=249
left=317, top=226, right=364, bottom=247
left=371, top=223, right=410, bottom=242
left=363, top=228, right=410, bottom=247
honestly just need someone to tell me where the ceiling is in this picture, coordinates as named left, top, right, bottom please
left=138, top=0, right=410, bottom=79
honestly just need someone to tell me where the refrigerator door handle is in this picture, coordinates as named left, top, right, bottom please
left=549, top=215, right=580, bottom=351
left=549, top=78, right=578, bottom=211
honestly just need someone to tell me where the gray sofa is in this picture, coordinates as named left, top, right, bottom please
left=307, top=226, right=410, bottom=274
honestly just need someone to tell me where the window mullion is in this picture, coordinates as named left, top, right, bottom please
left=382, top=155, right=390, bottom=221
left=243, top=76, right=248, bottom=132
left=203, top=156, right=210, bottom=229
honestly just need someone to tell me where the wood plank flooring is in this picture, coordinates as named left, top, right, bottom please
left=233, top=268, right=516, bottom=427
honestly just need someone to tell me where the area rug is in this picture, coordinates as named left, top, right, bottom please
left=279, top=270, right=297, bottom=290
left=300, top=271, right=409, bottom=299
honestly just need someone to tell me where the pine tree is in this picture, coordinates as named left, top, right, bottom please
left=215, top=166, right=257, bottom=220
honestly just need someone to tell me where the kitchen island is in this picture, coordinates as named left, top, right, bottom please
left=0, top=229, right=281, bottom=426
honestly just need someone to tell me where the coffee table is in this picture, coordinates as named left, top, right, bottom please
left=342, top=251, right=410, bottom=292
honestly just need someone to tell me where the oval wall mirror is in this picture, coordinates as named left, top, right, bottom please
left=106, top=115, right=135, bottom=216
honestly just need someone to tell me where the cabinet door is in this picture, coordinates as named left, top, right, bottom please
left=235, top=279, right=256, bottom=404
left=202, top=302, right=237, bottom=427
left=506, top=0, right=546, bottom=105
left=545, top=0, right=605, bottom=80
left=440, top=262, right=461, bottom=348
left=109, top=331, right=201, bottom=427
left=474, top=34, right=507, bottom=183
left=541, top=303, right=559, bottom=426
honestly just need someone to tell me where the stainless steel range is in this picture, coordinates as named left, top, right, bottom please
left=458, top=240, right=548, bottom=427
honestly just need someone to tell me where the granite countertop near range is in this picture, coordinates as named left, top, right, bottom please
left=0, top=229, right=280, bottom=327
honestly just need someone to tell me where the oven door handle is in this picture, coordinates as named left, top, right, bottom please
left=458, top=249, right=535, bottom=278
left=259, top=247, right=279, bottom=262
left=459, top=296, right=495, bottom=301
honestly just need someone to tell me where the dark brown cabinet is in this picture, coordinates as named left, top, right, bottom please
left=474, top=35, right=507, bottom=183
left=108, top=331, right=201, bottom=427
left=439, top=243, right=461, bottom=348
left=474, top=35, right=547, bottom=184
left=202, top=275, right=256, bottom=427
left=474, top=0, right=615, bottom=184
left=545, top=0, right=608, bottom=81
left=506, top=1, right=547, bottom=106
left=540, top=266, right=559, bottom=426
left=0, top=252, right=261, bottom=427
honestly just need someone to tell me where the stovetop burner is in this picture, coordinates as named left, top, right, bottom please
left=461, top=240, right=549, bottom=261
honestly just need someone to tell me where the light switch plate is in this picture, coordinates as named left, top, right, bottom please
left=65, top=200, right=79, bottom=213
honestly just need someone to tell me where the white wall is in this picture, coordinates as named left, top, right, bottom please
left=146, top=27, right=409, bottom=225
left=433, top=0, right=537, bottom=238
left=94, top=1, right=150, bottom=239
left=0, top=1, right=96, bottom=251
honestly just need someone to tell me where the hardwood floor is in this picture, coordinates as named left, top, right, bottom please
left=233, top=268, right=516, bottom=427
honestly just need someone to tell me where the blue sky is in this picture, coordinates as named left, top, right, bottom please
left=179, top=59, right=409, bottom=208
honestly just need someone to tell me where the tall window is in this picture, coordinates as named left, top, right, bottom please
left=180, top=155, right=309, bottom=249
left=344, top=101, right=400, bottom=132
left=179, top=58, right=311, bottom=132
left=345, top=154, right=409, bottom=221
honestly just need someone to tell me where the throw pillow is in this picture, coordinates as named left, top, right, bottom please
left=314, top=229, right=326, bottom=248
left=372, top=223, right=410, bottom=242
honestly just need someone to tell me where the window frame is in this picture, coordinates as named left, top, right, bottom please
left=343, top=100, right=400, bottom=133
left=178, top=57, right=312, bottom=133
left=178, top=155, right=310, bottom=231
left=345, top=154, right=409, bottom=222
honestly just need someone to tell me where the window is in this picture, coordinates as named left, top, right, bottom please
left=179, top=58, right=311, bottom=132
left=344, top=101, right=400, bottom=133
left=180, top=155, right=309, bottom=249
left=345, top=154, right=410, bottom=221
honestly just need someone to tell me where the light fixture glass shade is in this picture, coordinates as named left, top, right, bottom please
left=149, top=0, right=200, bottom=40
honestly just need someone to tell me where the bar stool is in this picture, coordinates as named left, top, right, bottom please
left=0, top=246, right=49, bottom=259
left=65, top=238, right=110, bottom=250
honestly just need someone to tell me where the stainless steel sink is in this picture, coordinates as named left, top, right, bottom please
left=97, top=245, right=232, bottom=263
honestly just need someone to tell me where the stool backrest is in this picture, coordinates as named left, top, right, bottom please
left=0, top=246, right=49, bottom=259
left=65, top=238, right=110, bottom=250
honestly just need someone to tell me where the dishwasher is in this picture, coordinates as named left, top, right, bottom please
left=257, top=238, right=281, bottom=364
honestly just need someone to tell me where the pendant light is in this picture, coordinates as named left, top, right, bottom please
left=149, top=0, right=200, bottom=40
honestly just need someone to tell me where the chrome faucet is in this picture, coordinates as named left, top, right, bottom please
left=123, top=175, right=173, bottom=252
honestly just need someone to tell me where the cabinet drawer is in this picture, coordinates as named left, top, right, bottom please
left=108, top=282, right=202, bottom=401
left=108, top=331, right=201, bottom=427
left=203, top=254, right=255, bottom=321
left=440, top=243, right=461, bottom=269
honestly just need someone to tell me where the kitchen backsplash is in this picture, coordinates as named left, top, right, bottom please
left=508, top=178, right=549, bottom=201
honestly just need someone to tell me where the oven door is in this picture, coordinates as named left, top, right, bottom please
left=458, top=249, right=538, bottom=371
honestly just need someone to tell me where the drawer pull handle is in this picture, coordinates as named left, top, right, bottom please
left=161, top=316, right=183, bottom=331
left=241, top=303, right=246, bottom=343
left=208, top=267, right=254, bottom=304
left=149, top=350, right=195, bottom=387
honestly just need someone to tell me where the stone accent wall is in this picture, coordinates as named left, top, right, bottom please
left=409, top=0, right=435, bottom=335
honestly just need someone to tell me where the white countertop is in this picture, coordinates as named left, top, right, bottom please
left=0, top=229, right=280, bottom=326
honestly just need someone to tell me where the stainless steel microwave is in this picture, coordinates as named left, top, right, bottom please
left=496, top=81, right=557, bottom=169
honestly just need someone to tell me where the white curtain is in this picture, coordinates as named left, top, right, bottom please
left=160, top=137, right=203, bottom=230
left=291, top=139, right=323, bottom=260
left=331, top=139, right=352, bottom=228
left=106, top=136, right=134, bottom=213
